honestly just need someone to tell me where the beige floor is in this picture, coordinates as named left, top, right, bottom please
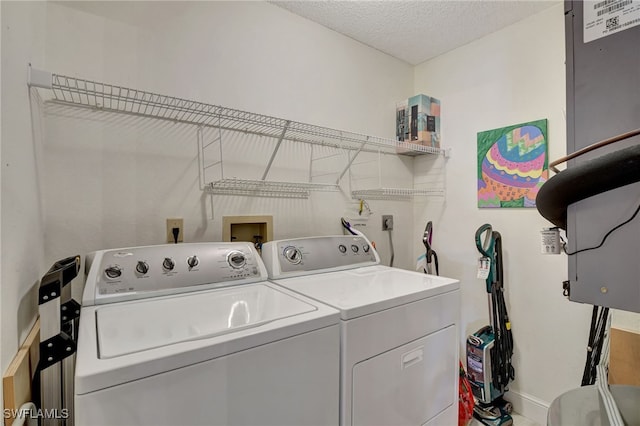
left=470, top=413, right=540, bottom=426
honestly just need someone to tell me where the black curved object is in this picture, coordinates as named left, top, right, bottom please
left=536, top=144, right=640, bottom=229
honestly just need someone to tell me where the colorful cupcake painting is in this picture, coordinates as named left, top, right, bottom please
left=477, top=119, right=548, bottom=208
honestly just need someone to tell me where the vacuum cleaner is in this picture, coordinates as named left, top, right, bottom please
left=467, top=224, right=515, bottom=426
left=422, top=221, right=439, bottom=275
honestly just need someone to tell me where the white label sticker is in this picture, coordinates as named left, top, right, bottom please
left=541, top=229, right=562, bottom=255
left=468, top=357, right=483, bottom=373
left=584, top=0, right=640, bottom=43
left=477, top=257, right=490, bottom=280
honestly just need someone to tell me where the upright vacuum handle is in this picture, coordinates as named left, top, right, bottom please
left=423, top=221, right=433, bottom=261
left=475, top=224, right=496, bottom=293
left=475, top=224, right=494, bottom=258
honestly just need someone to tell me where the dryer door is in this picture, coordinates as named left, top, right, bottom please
left=351, top=325, right=457, bottom=426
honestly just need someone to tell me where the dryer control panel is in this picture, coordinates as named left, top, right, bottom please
left=84, top=242, right=267, bottom=306
left=262, top=235, right=380, bottom=279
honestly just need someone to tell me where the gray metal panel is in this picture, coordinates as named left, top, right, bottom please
left=567, top=1, right=640, bottom=154
left=564, top=0, right=573, bottom=14
left=565, top=0, right=640, bottom=312
left=567, top=1, right=640, bottom=155
left=565, top=3, right=578, bottom=285
left=569, top=181, right=640, bottom=312
left=275, top=236, right=376, bottom=274
left=565, top=1, right=575, bottom=155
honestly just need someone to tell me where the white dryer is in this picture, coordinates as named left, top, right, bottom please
left=75, top=242, right=340, bottom=426
left=263, top=235, right=461, bottom=426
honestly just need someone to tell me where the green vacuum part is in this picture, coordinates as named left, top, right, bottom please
left=468, top=224, right=515, bottom=426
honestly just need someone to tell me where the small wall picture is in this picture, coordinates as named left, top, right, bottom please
left=477, top=119, right=548, bottom=208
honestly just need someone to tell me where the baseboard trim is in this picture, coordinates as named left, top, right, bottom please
left=507, top=390, right=550, bottom=425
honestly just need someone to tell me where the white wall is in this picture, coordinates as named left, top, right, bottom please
left=612, top=309, right=640, bottom=333
left=39, top=1, right=414, bottom=271
left=1, top=1, right=414, bottom=402
left=1, top=0, right=47, bottom=393
left=412, top=4, right=593, bottom=423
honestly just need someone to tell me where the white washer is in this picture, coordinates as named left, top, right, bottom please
left=263, top=235, right=461, bottom=426
left=75, top=242, right=340, bottom=426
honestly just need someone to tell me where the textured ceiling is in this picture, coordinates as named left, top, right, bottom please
left=273, top=1, right=560, bottom=65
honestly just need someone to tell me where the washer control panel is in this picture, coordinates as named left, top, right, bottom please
left=85, top=242, right=266, bottom=305
left=263, top=235, right=379, bottom=278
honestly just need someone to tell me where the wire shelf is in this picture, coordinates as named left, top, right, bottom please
left=28, top=67, right=448, bottom=200
left=205, top=178, right=340, bottom=198
left=32, top=71, right=443, bottom=156
left=351, top=188, right=445, bottom=200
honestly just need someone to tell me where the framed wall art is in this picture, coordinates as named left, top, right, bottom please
left=477, top=119, right=548, bottom=208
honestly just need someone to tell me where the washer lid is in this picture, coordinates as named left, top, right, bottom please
left=271, top=265, right=459, bottom=320
left=76, top=282, right=340, bottom=394
left=96, top=283, right=316, bottom=359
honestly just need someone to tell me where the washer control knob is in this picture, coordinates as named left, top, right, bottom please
left=351, top=244, right=359, bottom=253
left=363, top=244, right=370, bottom=253
left=227, top=251, right=246, bottom=269
left=187, top=255, right=199, bottom=268
left=283, top=246, right=302, bottom=264
left=135, top=261, right=149, bottom=275
left=162, top=257, right=175, bottom=271
left=338, top=244, right=347, bottom=253
left=104, top=265, right=122, bottom=279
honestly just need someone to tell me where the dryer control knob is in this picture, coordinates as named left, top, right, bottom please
left=283, top=246, right=302, bottom=264
left=351, top=244, right=359, bottom=253
left=135, top=261, right=149, bottom=275
left=187, top=255, right=199, bottom=268
left=104, top=265, right=122, bottom=279
left=338, top=244, right=347, bottom=253
left=162, top=257, right=175, bottom=271
left=363, top=244, right=370, bottom=253
left=227, top=251, right=247, bottom=269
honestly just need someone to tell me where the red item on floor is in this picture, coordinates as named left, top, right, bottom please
left=459, top=361, right=475, bottom=426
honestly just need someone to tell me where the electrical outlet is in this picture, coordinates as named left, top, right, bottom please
left=382, top=215, right=393, bottom=231
left=166, top=218, right=184, bottom=243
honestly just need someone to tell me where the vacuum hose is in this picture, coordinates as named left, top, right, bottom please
left=388, top=230, right=394, bottom=267
left=431, top=251, right=439, bottom=276
left=491, top=233, right=515, bottom=389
